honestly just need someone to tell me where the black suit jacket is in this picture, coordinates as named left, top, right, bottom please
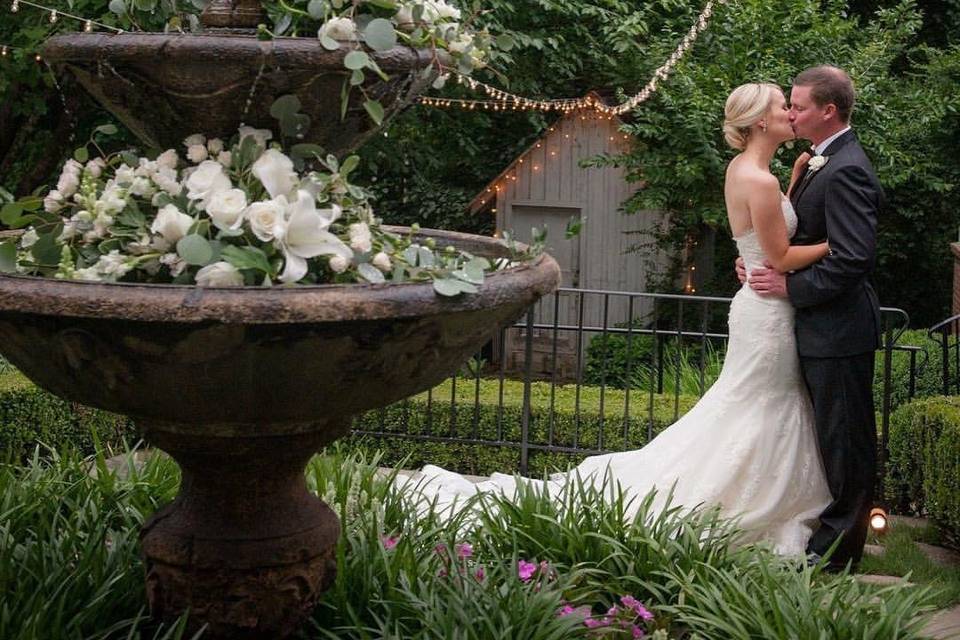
left=786, top=130, right=883, bottom=358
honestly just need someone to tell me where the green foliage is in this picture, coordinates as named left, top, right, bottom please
left=584, top=332, right=726, bottom=396
left=0, top=443, right=940, bottom=638
left=0, top=370, right=137, bottom=463
left=875, top=329, right=958, bottom=412
left=885, top=396, right=960, bottom=546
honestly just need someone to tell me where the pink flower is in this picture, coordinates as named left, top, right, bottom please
left=635, top=605, right=654, bottom=621
left=381, top=536, right=398, bottom=550
left=474, top=566, right=485, bottom=581
left=434, top=543, right=448, bottom=556
left=456, top=543, right=473, bottom=559
left=517, top=559, right=537, bottom=582
left=557, top=605, right=576, bottom=617
left=631, top=623, right=646, bottom=638
left=584, top=617, right=609, bottom=629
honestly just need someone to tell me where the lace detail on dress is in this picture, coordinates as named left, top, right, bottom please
left=736, top=196, right=798, bottom=275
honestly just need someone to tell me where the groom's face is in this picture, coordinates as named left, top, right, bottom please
left=788, top=85, right=826, bottom=144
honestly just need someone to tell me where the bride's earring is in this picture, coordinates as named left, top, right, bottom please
left=759, top=121, right=767, bottom=132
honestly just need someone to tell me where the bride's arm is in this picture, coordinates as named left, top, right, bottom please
left=748, top=174, right=829, bottom=272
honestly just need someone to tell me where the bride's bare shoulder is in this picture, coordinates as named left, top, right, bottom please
left=726, top=162, right=778, bottom=192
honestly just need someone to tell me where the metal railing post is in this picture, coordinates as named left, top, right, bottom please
left=520, top=307, right=535, bottom=475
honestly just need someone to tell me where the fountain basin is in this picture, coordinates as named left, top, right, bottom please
left=0, top=227, right=560, bottom=638
left=41, top=33, right=446, bottom=156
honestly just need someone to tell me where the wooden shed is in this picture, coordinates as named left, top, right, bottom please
left=468, top=96, right=674, bottom=378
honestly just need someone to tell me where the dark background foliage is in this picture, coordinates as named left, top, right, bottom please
left=1, top=0, right=957, bottom=325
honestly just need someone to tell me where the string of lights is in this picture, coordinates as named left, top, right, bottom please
left=421, top=0, right=723, bottom=116
left=0, top=41, right=45, bottom=61
left=9, top=0, right=123, bottom=33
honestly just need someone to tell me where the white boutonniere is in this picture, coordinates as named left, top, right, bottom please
left=807, top=154, right=829, bottom=172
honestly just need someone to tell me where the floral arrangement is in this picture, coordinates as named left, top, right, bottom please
left=0, top=127, right=529, bottom=295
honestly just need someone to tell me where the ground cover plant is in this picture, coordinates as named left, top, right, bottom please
left=0, top=443, right=940, bottom=639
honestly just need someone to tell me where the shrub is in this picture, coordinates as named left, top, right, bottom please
left=874, top=329, right=958, bottom=413
left=885, top=396, right=960, bottom=545
left=0, top=370, right=136, bottom=462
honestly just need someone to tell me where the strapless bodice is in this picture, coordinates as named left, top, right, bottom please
left=735, top=196, right=798, bottom=275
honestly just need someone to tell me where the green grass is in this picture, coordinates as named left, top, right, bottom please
left=862, top=519, right=960, bottom=609
left=0, top=444, right=941, bottom=639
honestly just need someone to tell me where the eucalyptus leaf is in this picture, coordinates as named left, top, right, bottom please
left=362, top=18, right=397, bottom=52
left=280, top=113, right=311, bottom=139
left=0, top=240, right=17, bottom=273
left=19, top=197, right=42, bottom=212
left=176, top=234, right=214, bottom=266
left=433, top=276, right=476, bottom=296
left=350, top=69, right=365, bottom=86
left=73, top=147, right=89, bottom=164
left=364, top=0, right=396, bottom=8
left=270, top=94, right=302, bottom=120
left=495, top=33, right=515, bottom=51
left=291, top=143, right=325, bottom=161
left=357, top=262, right=385, bottom=283
left=307, top=0, right=327, bottom=19
left=274, top=13, right=292, bottom=36
left=108, top=0, right=126, bottom=14
left=0, top=203, right=23, bottom=226
left=403, top=245, right=419, bottom=265
left=31, top=232, right=61, bottom=266
left=453, top=267, right=483, bottom=285
left=320, top=34, right=340, bottom=51
left=94, top=124, right=119, bottom=136
left=133, top=0, right=156, bottom=11
left=340, top=155, right=359, bottom=178
left=363, top=99, right=385, bottom=125
left=344, top=50, right=371, bottom=71
left=417, top=246, right=434, bottom=267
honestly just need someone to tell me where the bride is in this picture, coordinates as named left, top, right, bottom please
left=401, top=83, right=833, bottom=556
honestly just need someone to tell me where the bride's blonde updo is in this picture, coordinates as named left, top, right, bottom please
left=723, top=82, right=782, bottom=150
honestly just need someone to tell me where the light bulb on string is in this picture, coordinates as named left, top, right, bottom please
left=84, top=19, right=93, bottom=31
left=11, top=0, right=19, bottom=11
left=49, top=8, right=57, bottom=22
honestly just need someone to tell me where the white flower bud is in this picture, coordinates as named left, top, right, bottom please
left=196, top=261, right=244, bottom=287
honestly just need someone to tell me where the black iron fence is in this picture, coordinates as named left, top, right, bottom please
left=354, top=287, right=942, bottom=476
left=929, top=313, right=960, bottom=396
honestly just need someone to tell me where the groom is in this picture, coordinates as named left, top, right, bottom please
left=745, top=65, right=884, bottom=570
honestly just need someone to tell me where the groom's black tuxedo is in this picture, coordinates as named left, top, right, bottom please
left=786, top=129, right=884, bottom=568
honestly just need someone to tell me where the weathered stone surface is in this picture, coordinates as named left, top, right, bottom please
left=0, top=229, right=560, bottom=638
left=40, top=34, right=448, bottom=156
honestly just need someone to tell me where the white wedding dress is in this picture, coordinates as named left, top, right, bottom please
left=401, top=197, right=832, bottom=555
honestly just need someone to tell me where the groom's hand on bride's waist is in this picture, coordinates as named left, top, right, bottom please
left=749, top=261, right=788, bottom=298
left=735, top=257, right=747, bottom=284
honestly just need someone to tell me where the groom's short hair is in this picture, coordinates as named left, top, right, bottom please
left=793, top=65, right=855, bottom=123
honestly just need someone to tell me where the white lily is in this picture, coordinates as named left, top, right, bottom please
left=277, top=190, right=352, bottom=284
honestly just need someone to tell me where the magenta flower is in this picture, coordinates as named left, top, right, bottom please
left=557, top=605, right=576, bottom=617
left=474, top=566, right=485, bottom=582
left=517, top=559, right=537, bottom=582
left=381, top=535, right=398, bottom=550
left=583, top=617, right=610, bottom=629
left=631, top=623, right=646, bottom=638
left=434, top=543, right=448, bottom=556
left=455, top=543, right=473, bottom=559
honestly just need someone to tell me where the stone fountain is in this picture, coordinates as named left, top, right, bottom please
left=0, top=5, right=561, bottom=638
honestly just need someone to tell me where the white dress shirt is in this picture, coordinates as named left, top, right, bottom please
left=813, top=126, right=851, bottom=155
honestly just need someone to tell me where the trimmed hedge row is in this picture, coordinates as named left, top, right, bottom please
left=352, top=378, right=698, bottom=475
left=0, top=370, right=137, bottom=461
left=0, top=368, right=697, bottom=475
left=885, top=395, right=960, bottom=545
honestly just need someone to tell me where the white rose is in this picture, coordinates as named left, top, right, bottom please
left=318, top=16, right=358, bottom=42
left=186, top=160, right=232, bottom=209
left=152, top=166, right=182, bottom=197
left=44, top=190, right=64, bottom=213
left=187, top=144, right=209, bottom=164
left=57, top=171, right=80, bottom=199
left=58, top=220, right=78, bottom=242
left=807, top=154, right=829, bottom=172
left=183, top=134, right=206, bottom=148
left=207, top=138, right=224, bottom=155
left=217, top=151, right=233, bottom=168
left=151, top=204, right=194, bottom=244
left=94, top=250, right=133, bottom=278
left=135, top=158, right=158, bottom=178
left=156, top=149, right=179, bottom=170
left=96, top=185, right=127, bottom=215
left=328, top=254, right=349, bottom=273
left=72, top=266, right=102, bottom=282
left=246, top=199, right=287, bottom=242
left=206, top=188, right=248, bottom=232
left=85, top=158, right=106, bottom=178
left=115, top=164, right=135, bottom=186
left=129, top=176, right=155, bottom=198
left=238, top=126, right=273, bottom=147
left=252, top=149, right=298, bottom=200
left=372, top=251, right=392, bottom=272
left=448, top=34, right=472, bottom=55
left=196, top=261, right=244, bottom=287
left=349, top=222, right=372, bottom=253
left=425, top=0, right=460, bottom=21
left=20, top=228, right=39, bottom=248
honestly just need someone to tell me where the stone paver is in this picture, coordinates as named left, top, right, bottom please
left=924, top=604, right=960, bottom=640
left=918, top=542, right=960, bottom=569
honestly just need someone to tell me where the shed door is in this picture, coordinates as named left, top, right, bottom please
left=510, top=205, right=581, bottom=289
